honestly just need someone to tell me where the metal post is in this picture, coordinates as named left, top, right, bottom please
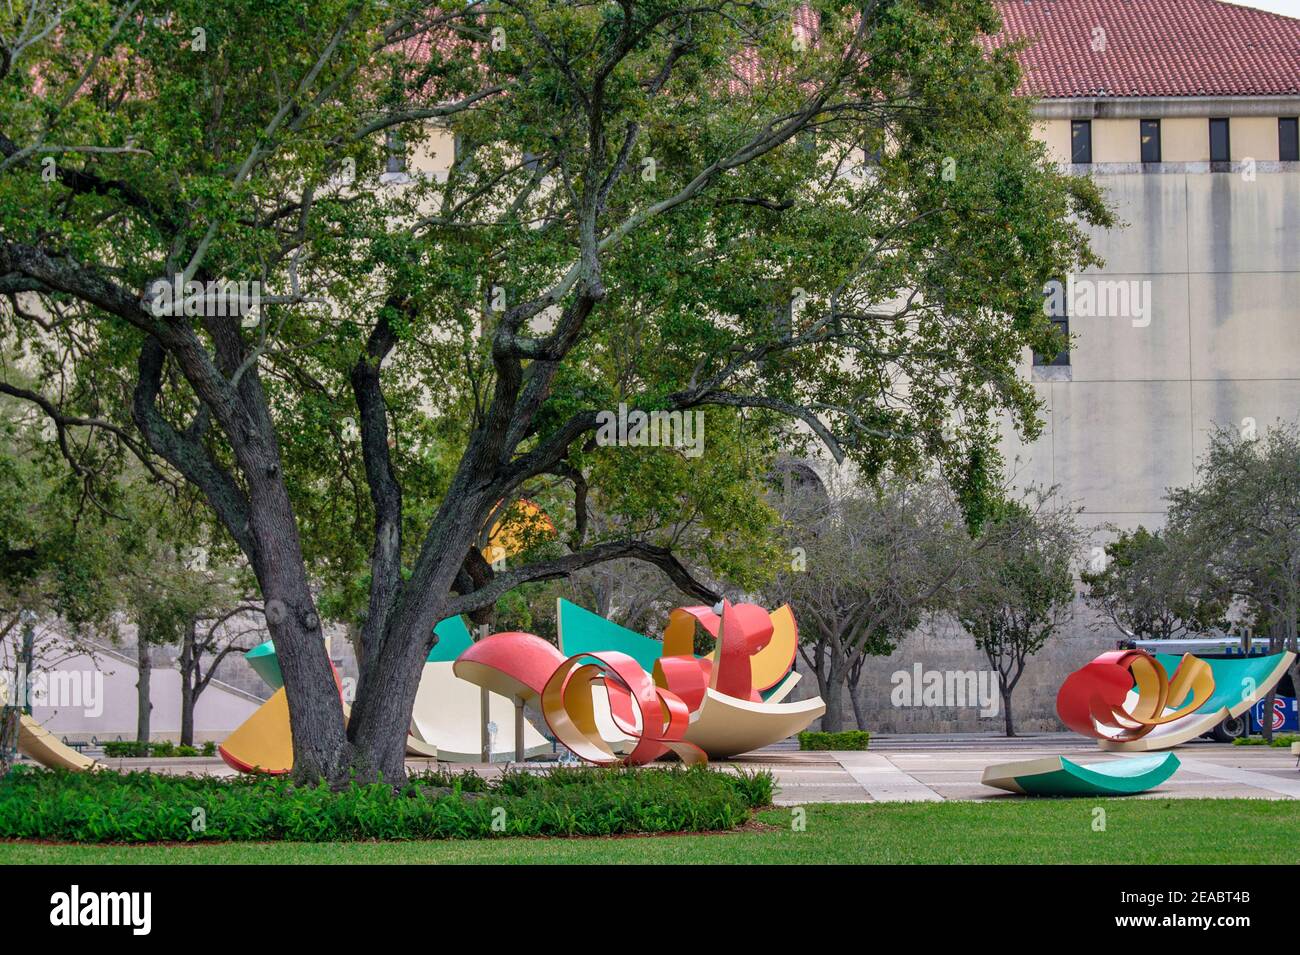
left=480, top=687, right=490, bottom=763
left=514, top=698, right=525, bottom=763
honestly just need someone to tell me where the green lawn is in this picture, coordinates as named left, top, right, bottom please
left=3, top=798, right=1296, bottom=864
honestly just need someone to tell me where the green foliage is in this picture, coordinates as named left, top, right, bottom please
left=772, top=477, right=970, bottom=660
left=102, top=740, right=206, bottom=758
left=0, top=0, right=1111, bottom=630
left=798, top=730, right=870, bottom=751
left=0, top=764, right=774, bottom=842
left=958, top=493, right=1082, bottom=665
left=1, top=0, right=1114, bottom=776
left=0, top=399, right=123, bottom=632
left=1167, top=422, right=1300, bottom=648
left=1232, top=734, right=1299, bottom=748
left=1081, top=526, right=1227, bottom=640
left=5, top=799, right=1299, bottom=865
left=101, top=741, right=150, bottom=758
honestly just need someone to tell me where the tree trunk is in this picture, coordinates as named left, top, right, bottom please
left=346, top=488, right=496, bottom=783
left=179, top=617, right=196, bottom=747
left=847, top=656, right=869, bottom=731
left=1262, top=622, right=1284, bottom=744
left=849, top=682, right=868, bottom=731
left=201, top=342, right=352, bottom=784
left=821, top=650, right=847, bottom=732
left=246, top=489, right=351, bottom=784
left=346, top=602, right=444, bottom=782
left=136, top=636, right=152, bottom=743
left=1001, top=683, right=1015, bottom=738
left=0, top=705, right=19, bottom=776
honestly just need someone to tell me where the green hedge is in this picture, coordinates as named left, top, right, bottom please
left=799, top=730, right=870, bottom=751
left=101, top=741, right=218, bottom=758
left=1232, top=733, right=1299, bottom=748
left=0, top=764, right=773, bottom=843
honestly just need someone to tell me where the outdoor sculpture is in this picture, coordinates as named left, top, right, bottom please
left=454, top=598, right=825, bottom=765
left=219, top=497, right=822, bottom=773
left=1056, top=647, right=1295, bottom=752
left=982, top=752, right=1180, bottom=796
left=990, top=645, right=1297, bottom=793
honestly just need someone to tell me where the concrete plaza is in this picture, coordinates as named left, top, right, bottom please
left=731, top=735, right=1300, bottom=804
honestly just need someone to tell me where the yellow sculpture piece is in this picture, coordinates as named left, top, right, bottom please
left=219, top=688, right=294, bottom=774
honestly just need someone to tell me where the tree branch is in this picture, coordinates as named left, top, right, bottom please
left=350, top=308, right=404, bottom=650
left=131, top=338, right=256, bottom=560
left=445, top=537, right=719, bottom=616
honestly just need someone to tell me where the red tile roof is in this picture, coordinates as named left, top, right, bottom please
left=990, top=0, right=1300, bottom=98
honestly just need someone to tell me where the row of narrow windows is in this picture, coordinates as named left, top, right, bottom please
left=1070, top=117, right=1300, bottom=164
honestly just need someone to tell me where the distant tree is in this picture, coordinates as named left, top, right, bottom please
left=956, top=491, right=1084, bottom=737
left=0, top=394, right=122, bottom=652
left=116, top=490, right=264, bottom=746
left=769, top=475, right=971, bottom=731
left=123, top=541, right=256, bottom=745
left=2, top=383, right=257, bottom=744
left=1081, top=526, right=1227, bottom=641
left=1167, top=422, right=1300, bottom=741
left=1, top=388, right=127, bottom=746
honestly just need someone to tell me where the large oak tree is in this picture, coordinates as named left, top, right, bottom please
left=0, top=0, right=1108, bottom=782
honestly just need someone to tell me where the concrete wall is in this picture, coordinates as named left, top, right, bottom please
left=27, top=646, right=261, bottom=744
left=793, top=615, right=1117, bottom=734
left=14, top=620, right=364, bottom=744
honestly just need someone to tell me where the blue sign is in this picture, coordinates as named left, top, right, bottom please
left=1249, top=695, right=1298, bottom=733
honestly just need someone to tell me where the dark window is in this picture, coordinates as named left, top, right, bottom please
left=1035, top=281, right=1070, bottom=367
left=1209, top=118, right=1231, bottom=163
left=1140, top=119, right=1161, bottom=163
left=862, top=127, right=884, bottom=165
left=1071, top=120, right=1092, bottom=164
left=772, top=296, right=793, bottom=338
left=1034, top=316, right=1070, bottom=367
left=384, top=130, right=406, bottom=175
left=1281, top=118, right=1299, bottom=162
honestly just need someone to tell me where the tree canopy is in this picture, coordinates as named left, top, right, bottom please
left=1, top=0, right=1110, bottom=782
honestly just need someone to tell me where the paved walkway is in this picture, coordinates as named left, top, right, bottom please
left=724, top=736, right=1300, bottom=804
left=74, top=734, right=1300, bottom=803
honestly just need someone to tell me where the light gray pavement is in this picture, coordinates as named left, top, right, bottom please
left=58, top=733, right=1300, bottom=804
left=724, top=734, right=1300, bottom=804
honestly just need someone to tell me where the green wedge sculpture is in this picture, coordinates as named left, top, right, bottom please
left=982, top=752, right=1181, bottom=796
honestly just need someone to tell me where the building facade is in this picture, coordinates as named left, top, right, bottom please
left=821, top=0, right=1300, bottom=733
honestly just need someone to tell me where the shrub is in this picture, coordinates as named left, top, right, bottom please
left=1232, top=733, right=1299, bottom=748
left=101, top=741, right=151, bottom=758
left=799, top=730, right=871, bottom=751
left=0, top=764, right=774, bottom=843
left=102, top=740, right=218, bottom=758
